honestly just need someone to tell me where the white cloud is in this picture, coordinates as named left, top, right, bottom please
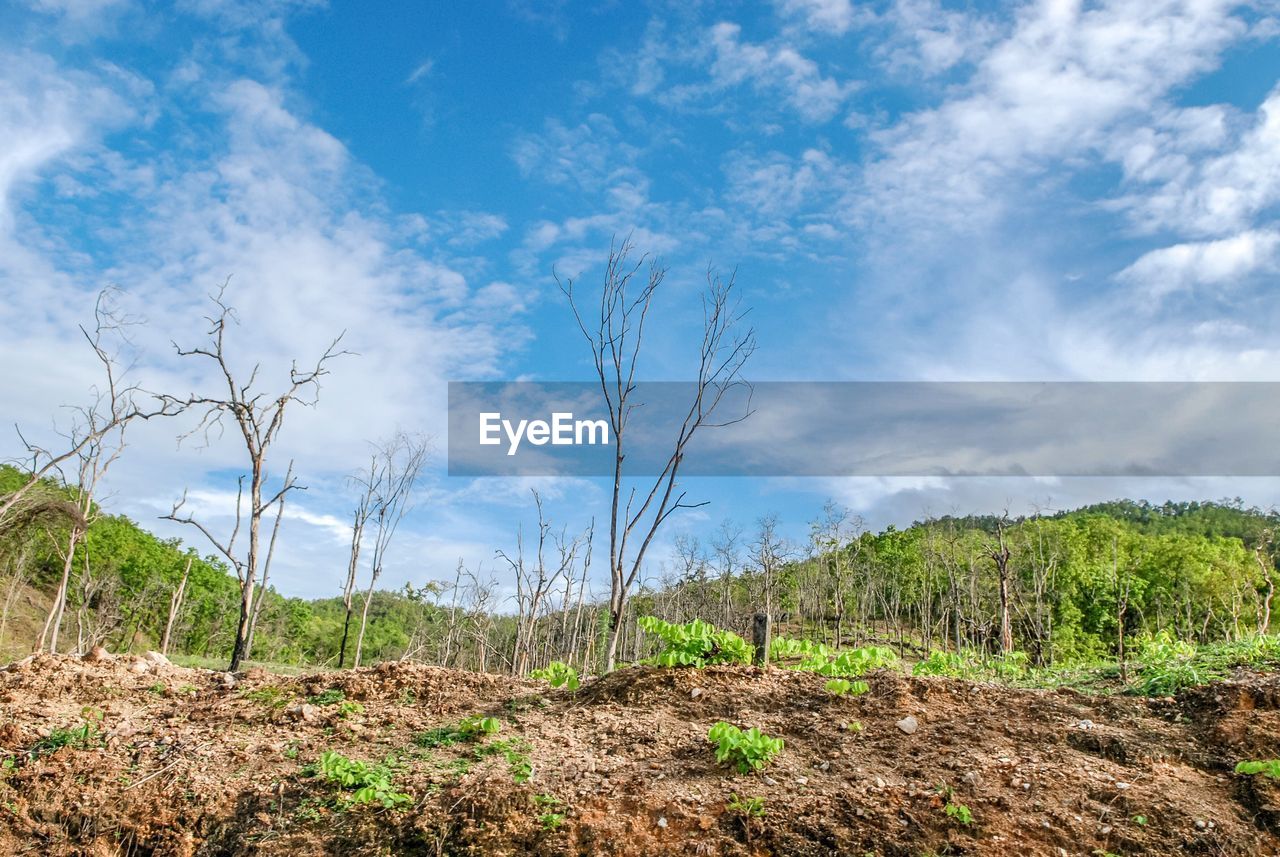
left=708, top=22, right=857, bottom=123
left=1118, top=230, right=1280, bottom=299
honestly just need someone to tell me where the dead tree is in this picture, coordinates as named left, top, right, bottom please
left=160, top=554, right=194, bottom=655
left=33, top=290, right=172, bottom=654
left=560, top=239, right=754, bottom=671
left=498, top=491, right=589, bottom=675
left=352, top=432, right=428, bottom=668
left=988, top=517, right=1014, bottom=655
left=162, top=286, right=345, bottom=671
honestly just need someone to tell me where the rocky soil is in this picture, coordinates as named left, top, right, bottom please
left=2, top=650, right=1279, bottom=855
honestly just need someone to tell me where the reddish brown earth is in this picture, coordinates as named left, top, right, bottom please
left=1, top=651, right=1279, bottom=856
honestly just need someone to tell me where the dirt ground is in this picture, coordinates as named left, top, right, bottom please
left=1, top=652, right=1279, bottom=856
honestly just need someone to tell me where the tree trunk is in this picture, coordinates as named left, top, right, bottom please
left=161, top=556, right=193, bottom=656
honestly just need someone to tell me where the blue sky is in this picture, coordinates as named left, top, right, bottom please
left=3, top=0, right=1280, bottom=601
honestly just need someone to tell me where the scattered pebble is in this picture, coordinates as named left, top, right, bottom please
left=896, top=715, right=919, bottom=735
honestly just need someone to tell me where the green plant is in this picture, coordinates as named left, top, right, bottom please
left=308, top=688, right=347, bottom=706
left=639, top=616, right=753, bottom=667
left=844, top=720, right=863, bottom=732
left=1132, top=632, right=1204, bottom=695
left=530, top=661, right=580, bottom=690
left=727, top=793, right=766, bottom=817
left=824, top=678, right=869, bottom=697
left=1236, top=759, right=1280, bottom=779
left=1132, top=815, right=1147, bottom=826
left=539, top=811, right=565, bottom=830
left=476, top=738, right=532, bottom=783
left=30, top=710, right=104, bottom=756
left=944, top=801, right=973, bottom=826
left=312, top=751, right=411, bottom=809
left=244, top=686, right=292, bottom=709
left=414, top=715, right=502, bottom=748
left=707, top=722, right=784, bottom=774
left=337, top=701, right=365, bottom=718
left=147, top=682, right=166, bottom=695
left=914, top=650, right=980, bottom=678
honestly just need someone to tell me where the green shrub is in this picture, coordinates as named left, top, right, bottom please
left=1236, top=759, right=1280, bottom=779
left=944, top=801, right=973, bottom=826
left=312, top=751, right=411, bottom=809
left=1132, top=632, right=1204, bottom=695
left=727, top=793, right=766, bottom=817
left=308, top=688, right=346, bottom=706
left=638, top=616, right=753, bottom=667
left=415, top=715, right=502, bottom=749
left=707, top=722, right=783, bottom=774
left=530, top=661, right=580, bottom=690
left=824, top=678, right=869, bottom=697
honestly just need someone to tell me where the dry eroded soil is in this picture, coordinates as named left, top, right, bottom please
left=2, top=653, right=1280, bottom=856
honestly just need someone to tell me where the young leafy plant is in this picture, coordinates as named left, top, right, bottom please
left=530, top=661, right=580, bottom=691
left=639, top=616, right=753, bottom=667
left=1236, top=759, right=1280, bottom=780
left=824, top=678, right=869, bottom=697
left=727, top=793, right=766, bottom=818
left=312, top=751, right=411, bottom=809
left=707, top=722, right=784, bottom=774
left=414, top=715, right=501, bottom=748
left=944, top=800, right=974, bottom=826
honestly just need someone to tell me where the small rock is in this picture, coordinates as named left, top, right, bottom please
left=1194, top=819, right=1207, bottom=830
left=795, top=776, right=808, bottom=786
left=143, top=651, right=171, bottom=667
left=690, top=688, right=704, bottom=699
left=1076, top=719, right=1095, bottom=730
left=288, top=703, right=321, bottom=723
left=129, top=659, right=151, bottom=675
left=656, top=816, right=668, bottom=829
left=763, top=776, right=778, bottom=786
left=1100, top=825, right=1112, bottom=835
left=84, top=646, right=110, bottom=663
left=874, top=776, right=886, bottom=789
left=219, top=672, right=237, bottom=689
left=963, top=771, right=982, bottom=787
left=896, top=715, right=919, bottom=735
left=819, top=761, right=830, bottom=771
left=1115, top=782, right=1130, bottom=790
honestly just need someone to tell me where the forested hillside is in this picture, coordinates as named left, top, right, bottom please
left=3, top=463, right=1276, bottom=678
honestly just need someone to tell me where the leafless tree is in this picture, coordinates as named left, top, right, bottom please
left=160, top=554, right=194, bottom=655
left=559, top=239, right=755, bottom=670
left=2, top=290, right=176, bottom=538
left=33, top=290, right=172, bottom=654
left=498, top=490, right=590, bottom=675
left=988, top=515, right=1014, bottom=655
left=161, top=285, right=346, bottom=671
left=352, top=432, right=429, bottom=668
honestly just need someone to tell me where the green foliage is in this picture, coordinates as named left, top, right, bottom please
left=414, top=715, right=502, bottom=749
left=308, top=688, right=346, bottom=706
left=312, top=751, right=411, bottom=809
left=707, top=722, right=783, bottom=774
left=1132, top=632, right=1205, bottom=695
left=944, top=801, right=973, bottom=826
left=475, top=738, right=533, bottom=783
left=244, top=686, right=293, bottom=709
left=777, top=642, right=898, bottom=677
left=337, top=701, right=364, bottom=718
left=30, top=722, right=102, bottom=755
left=824, top=678, right=869, bottom=697
left=538, top=812, right=565, bottom=830
left=530, top=661, right=580, bottom=690
left=913, top=651, right=981, bottom=679
left=727, top=794, right=766, bottom=817
left=1236, top=759, right=1280, bottom=779
left=770, top=636, right=832, bottom=663
left=638, top=616, right=753, bottom=667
